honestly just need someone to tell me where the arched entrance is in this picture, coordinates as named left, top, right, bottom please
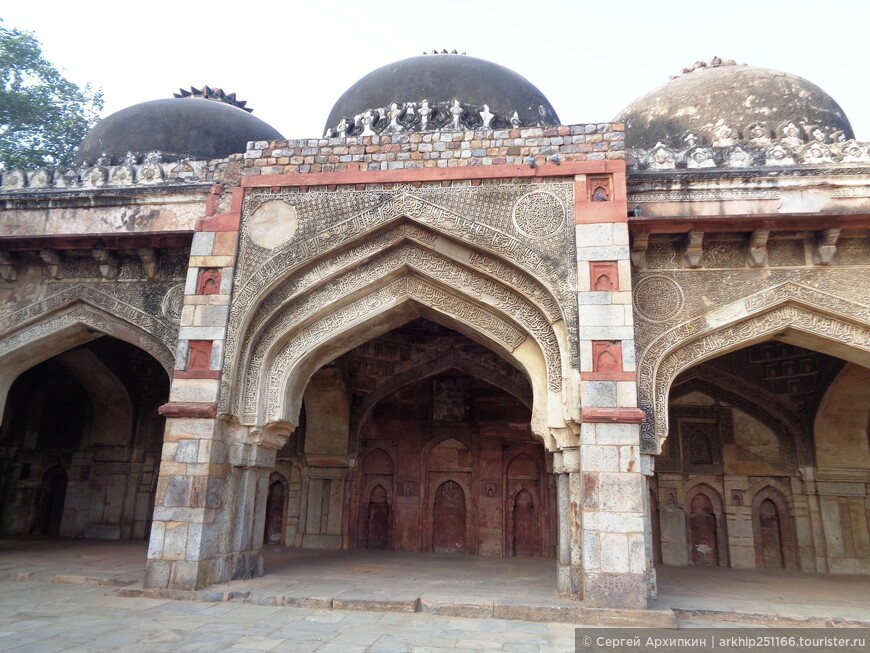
left=652, top=336, right=868, bottom=574
left=355, top=449, right=394, bottom=550
left=758, top=498, right=784, bottom=568
left=511, top=490, right=536, bottom=557
left=366, top=485, right=390, bottom=550
left=0, top=337, right=169, bottom=540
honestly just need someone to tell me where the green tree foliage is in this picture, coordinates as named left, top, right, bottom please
left=0, top=22, right=103, bottom=170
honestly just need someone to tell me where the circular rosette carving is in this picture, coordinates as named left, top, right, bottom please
left=511, top=190, right=565, bottom=239
left=633, top=275, right=684, bottom=323
left=161, top=284, right=185, bottom=321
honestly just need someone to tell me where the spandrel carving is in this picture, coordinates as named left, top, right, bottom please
left=222, top=182, right=579, bottom=417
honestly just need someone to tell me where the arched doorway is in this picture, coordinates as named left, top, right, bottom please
left=366, top=485, right=390, bottom=549
left=749, top=485, right=797, bottom=570
left=511, top=490, right=536, bottom=557
left=281, top=319, right=556, bottom=559
left=505, top=453, right=543, bottom=557
left=0, top=337, right=169, bottom=540
left=758, top=498, right=783, bottom=568
left=355, top=449, right=394, bottom=550
left=654, top=338, right=869, bottom=573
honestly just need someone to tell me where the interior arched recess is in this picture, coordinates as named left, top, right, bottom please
left=670, top=368, right=804, bottom=468
left=814, top=363, right=870, bottom=473
left=0, top=302, right=173, bottom=424
left=54, top=348, right=134, bottom=448
left=265, top=300, right=563, bottom=452
left=349, top=349, right=532, bottom=441
left=640, top=296, right=870, bottom=453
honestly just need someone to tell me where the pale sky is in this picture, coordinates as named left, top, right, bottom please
left=4, top=0, right=870, bottom=141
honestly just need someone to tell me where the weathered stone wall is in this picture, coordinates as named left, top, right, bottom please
left=240, top=124, right=624, bottom=176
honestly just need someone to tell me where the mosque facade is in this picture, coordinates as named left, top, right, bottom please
left=0, top=54, right=868, bottom=609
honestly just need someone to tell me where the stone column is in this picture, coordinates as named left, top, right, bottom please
left=579, top=420, right=649, bottom=608
left=554, top=448, right=582, bottom=598
left=222, top=424, right=292, bottom=580
left=641, top=455, right=657, bottom=600
left=572, top=166, right=650, bottom=608
left=145, top=185, right=245, bottom=590
left=145, top=412, right=228, bottom=590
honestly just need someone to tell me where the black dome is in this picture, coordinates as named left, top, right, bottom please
left=75, top=97, right=284, bottom=165
left=324, top=54, right=560, bottom=135
left=616, top=62, right=854, bottom=149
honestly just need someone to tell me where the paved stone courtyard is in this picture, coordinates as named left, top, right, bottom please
left=0, top=578, right=580, bottom=653
left=1, top=538, right=869, bottom=651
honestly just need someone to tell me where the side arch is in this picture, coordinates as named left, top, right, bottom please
left=0, top=301, right=174, bottom=424
left=639, top=286, right=870, bottom=452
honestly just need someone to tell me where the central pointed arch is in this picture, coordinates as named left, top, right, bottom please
left=266, top=288, right=558, bottom=449
left=224, top=197, right=580, bottom=449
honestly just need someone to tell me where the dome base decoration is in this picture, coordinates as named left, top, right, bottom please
left=323, top=53, right=560, bottom=137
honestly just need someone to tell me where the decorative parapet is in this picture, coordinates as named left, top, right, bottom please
left=0, top=152, right=225, bottom=192
left=243, top=123, right=625, bottom=176
left=630, top=131, right=870, bottom=171
left=325, top=99, right=539, bottom=137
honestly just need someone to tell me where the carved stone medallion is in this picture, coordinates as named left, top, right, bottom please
left=633, top=274, right=684, bottom=323
left=161, top=284, right=185, bottom=321
left=511, top=190, right=565, bottom=239
left=247, top=200, right=299, bottom=249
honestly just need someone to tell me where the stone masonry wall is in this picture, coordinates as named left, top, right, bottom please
left=240, top=124, right=624, bottom=176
